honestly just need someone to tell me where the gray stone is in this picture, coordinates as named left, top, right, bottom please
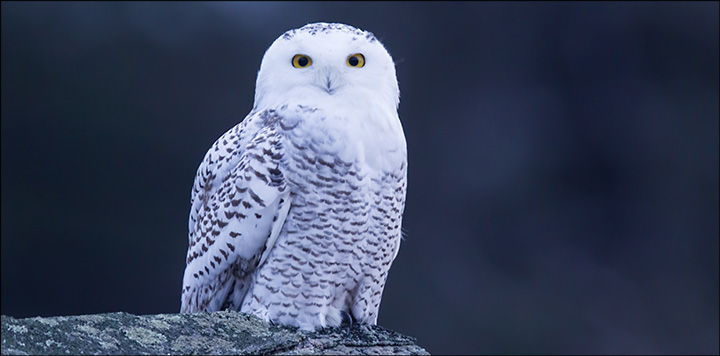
left=1, top=311, right=429, bottom=355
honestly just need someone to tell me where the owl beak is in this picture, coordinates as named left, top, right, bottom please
left=314, top=66, right=343, bottom=95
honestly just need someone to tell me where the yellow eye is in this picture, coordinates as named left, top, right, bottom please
left=346, top=53, right=365, bottom=68
left=292, top=54, right=312, bottom=68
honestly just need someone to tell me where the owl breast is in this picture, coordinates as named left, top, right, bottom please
left=239, top=104, right=407, bottom=330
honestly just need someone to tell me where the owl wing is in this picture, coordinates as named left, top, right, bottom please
left=181, top=119, right=291, bottom=313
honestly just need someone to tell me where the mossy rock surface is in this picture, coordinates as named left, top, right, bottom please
left=1, top=311, right=429, bottom=355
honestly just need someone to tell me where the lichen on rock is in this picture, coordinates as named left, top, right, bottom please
left=1, top=311, right=429, bottom=355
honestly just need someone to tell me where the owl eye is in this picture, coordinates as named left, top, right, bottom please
left=292, top=54, right=312, bottom=68
left=346, top=53, right=365, bottom=68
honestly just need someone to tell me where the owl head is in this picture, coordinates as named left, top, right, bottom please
left=253, top=23, right=399, bottom=112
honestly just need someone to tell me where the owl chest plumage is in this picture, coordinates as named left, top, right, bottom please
left=238, top=105, right=407, bottom=328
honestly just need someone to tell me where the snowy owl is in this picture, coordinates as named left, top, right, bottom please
left=180, top=23, right=407, bottom=330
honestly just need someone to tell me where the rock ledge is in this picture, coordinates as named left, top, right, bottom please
left=1, top=311, right=429, bottom=355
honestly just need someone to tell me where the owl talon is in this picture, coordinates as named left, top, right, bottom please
left=340, top=310, right=355, bottom=329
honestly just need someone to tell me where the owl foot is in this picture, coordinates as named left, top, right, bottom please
left=339, top=310, right=357, bottom=335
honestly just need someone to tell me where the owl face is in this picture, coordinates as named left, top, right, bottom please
left=253, top=23, right=399, bottom=111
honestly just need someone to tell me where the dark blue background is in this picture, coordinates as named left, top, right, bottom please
left=2, top=2, right=718, bottom=354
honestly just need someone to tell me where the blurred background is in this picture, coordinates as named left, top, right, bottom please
left=1, top=2, right=718, bottom=354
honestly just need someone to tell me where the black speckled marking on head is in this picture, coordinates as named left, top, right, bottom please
left=280, top=23, right=375, bottom=42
